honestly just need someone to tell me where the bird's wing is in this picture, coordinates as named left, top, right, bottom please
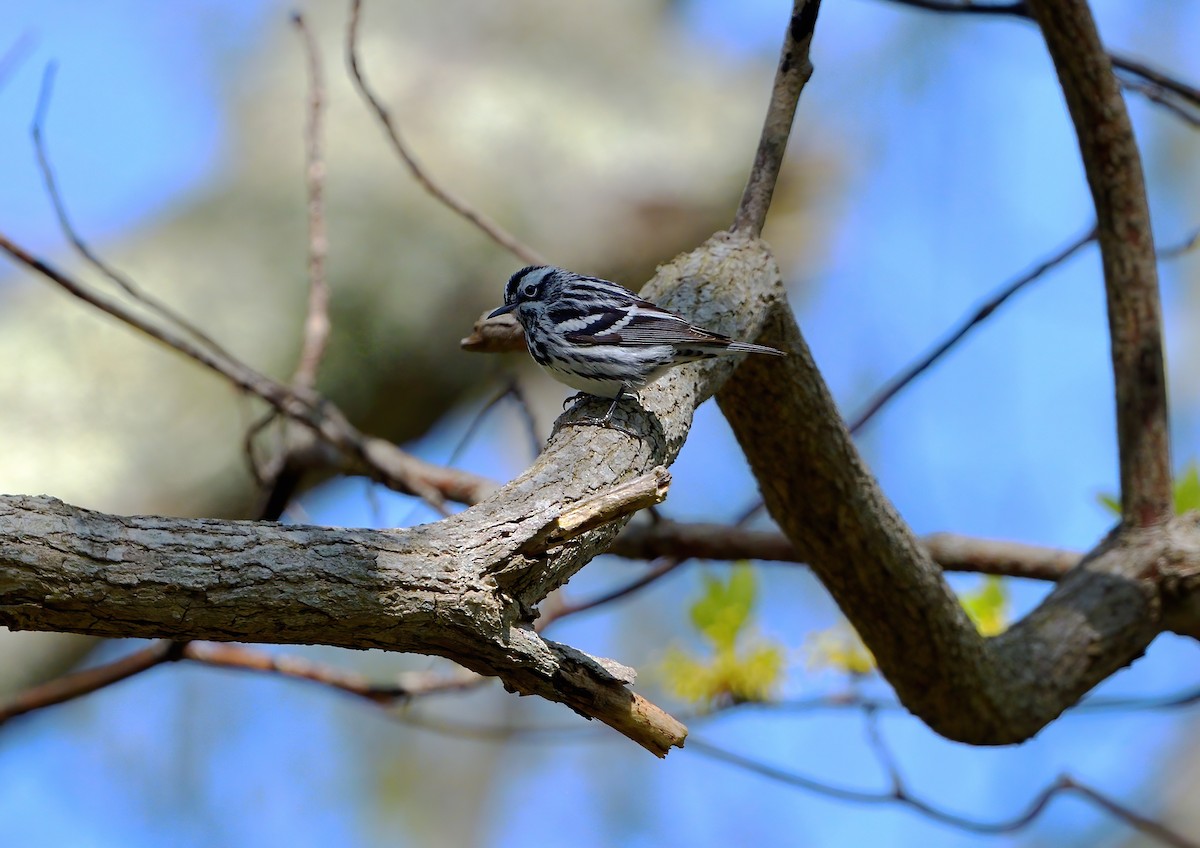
left=564, top=304, right=732, bottom=347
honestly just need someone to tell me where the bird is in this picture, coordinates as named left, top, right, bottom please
left=488, top=265, right=784, bottom=431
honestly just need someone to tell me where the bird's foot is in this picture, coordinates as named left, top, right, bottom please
left=562, top=393, right=637, bottom=437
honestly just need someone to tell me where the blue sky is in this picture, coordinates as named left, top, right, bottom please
left=2, top=1, right=1199, bottom=846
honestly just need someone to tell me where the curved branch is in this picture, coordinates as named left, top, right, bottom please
left=1025, top=0, right=1171, bottom=527
left=714, top=0, right=1189, bottom=744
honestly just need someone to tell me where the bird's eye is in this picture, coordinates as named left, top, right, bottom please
left=522, top=284, right=537, bottom=298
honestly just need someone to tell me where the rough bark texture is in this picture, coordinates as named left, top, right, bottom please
left=719, top=299, right=1200, bottom=743
left=1026, top=0, right=1171, bottom=527
left=714, top=0, right=1190, bottom=744
left=0, top=232, right=783, bottom=756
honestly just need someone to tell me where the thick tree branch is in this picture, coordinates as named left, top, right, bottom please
left=0, top=231, right=786, bottom=755
left=714, top=0, right=1192, bottom=743
left=1025, top=0, right=1171, bottom=527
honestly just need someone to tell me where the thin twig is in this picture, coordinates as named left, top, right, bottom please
left=606, top=521, right=1078, bottom=581
left=31, top=64, right=239, bottom=363
left=1119, top=77, right=1200, bottom=128
left=882, top=0, right=1200, bottom=122
left=688, top=738, right=1197, bottom=847
left=0, top=231, right=481, bottom=509
left=1110, top=50, right=1200, bottom=113
left=0, top=640, right=183, bottom=725
left=849, top=225, right=1096, bottom=432
left=848, top=221, right=1199, bottom=436
left=0, top=32, right=34, bottom=91
left=537, top=557, right=687, bottom=628
left=290, top=15, right=332, bottom=391
left=732, top=0, right=823, bottom=236
left=345, top=0, right=545, bottom=265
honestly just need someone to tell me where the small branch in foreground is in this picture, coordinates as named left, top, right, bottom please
left=732, top=0, right=823, bottom=237
left=290, top=14, right=332, bottom=392
left=345, top=0, right=546, bottom=265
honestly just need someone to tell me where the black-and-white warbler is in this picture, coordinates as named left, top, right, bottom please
left=488, top=265, right=784, bottom=430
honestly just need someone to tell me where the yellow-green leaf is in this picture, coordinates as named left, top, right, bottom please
left=1175, top=463, right=1200, bottom=514
left=960, top=575, right=1010, bottom=636
left=1097, top=492, right=1121, bottom=516
left=689, top=563, right=756, bottom=651
left=660, top=642, right=785, bottom=707
left=805, top=625, right=875, bottom=676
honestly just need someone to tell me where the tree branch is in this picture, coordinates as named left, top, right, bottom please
left=882, top=0, right=1200, bottom=124
left=0, top=231, right=493, bottom=510
left=609, top=521, right=1079, bottom=582
left=732, top=0, right=822, bottom=237
left=290, top=14, right=332, bottom=392
left=345, top=0, right=546, bottom=265
left=708, top=0, right=1194, bottom=746
left=1025, top=0, right=1171, bottom=527
left=0, top=229, right=787, bottom=755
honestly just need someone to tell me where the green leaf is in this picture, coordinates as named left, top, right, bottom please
left=689, top=563, right=756, bottom=651
left=1097, top=492, right=1121, bottom=516
left=1174, top=463, right=1200, bottom=514
left=660, top=641, right=785, bottom=707
left=805, top=625, right=875, bottom=676
left=663, top=564, right=785, bottom=707
left=960, top=575, right=1010, bottom=636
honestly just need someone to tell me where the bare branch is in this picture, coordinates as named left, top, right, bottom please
left=538, top=557, right=687, bottom=628
left=522, top=467, right=670, bottom=552
left=0, top=640, right=181, bottom=725
left=0, top=231, right=788, bottom=755
left=0, top=231, right=492, bottom=509
left=0, top=32, right=34, bottom=90
left=849, top=225, right=1096, bottom=433
left=345, top=0, right=546, bottom=265
left=31, top=64, right=239, bottom=364
left=689, top=738, right=1198, bottom=848
left=732, top=0, right=823, bottom=237
left=849, top=222, right=1197, bottom=435
left=882, top=0, right=1200, bottom=123
left=289, top=15, right=332, bottom=391
left=1025, top=0, right=1171, bottom=526
left=176, top=642, right=480, bottom=703
left=0, top=493, right=686, bottom=754
left=608, top=521, right=1079, bottom=582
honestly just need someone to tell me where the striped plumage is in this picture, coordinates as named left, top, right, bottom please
left=488, top=266, right=783, bottom=426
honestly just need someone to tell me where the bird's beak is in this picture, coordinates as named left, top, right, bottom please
left=488, top=303, right=518, bottom=318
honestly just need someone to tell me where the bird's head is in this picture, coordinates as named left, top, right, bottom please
left=488, top=265, right=567, bottom=323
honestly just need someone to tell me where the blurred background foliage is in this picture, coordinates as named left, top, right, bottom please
left=1, top=0, right=1199, bottom=846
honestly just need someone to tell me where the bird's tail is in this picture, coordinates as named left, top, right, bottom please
left=726, top=340, right=786, bottom=356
